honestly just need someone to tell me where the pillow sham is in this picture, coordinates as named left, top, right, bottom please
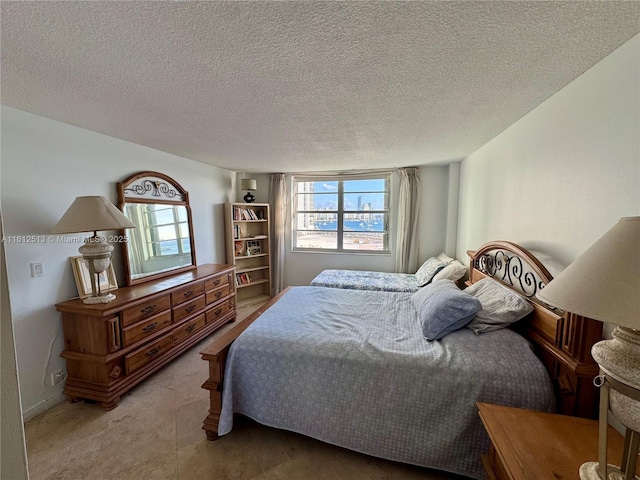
left=436, top=252, right=455, bottom=264
left=412, top=280, right=482, bottom=340
left=432, top=260, right=467, bottom=282
left=464, top=277, right=534, bottom=334
left=414, top=257, right=449, bottom=286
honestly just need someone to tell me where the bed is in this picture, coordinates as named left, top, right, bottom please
left=201, top=241, right=603, bottom=479
left=309, top=268, right=421, bottom=292
left=309, top=253, right=468, bottom=292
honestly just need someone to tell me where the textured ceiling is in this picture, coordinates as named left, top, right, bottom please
left=1, top=2, right=639, bottom=173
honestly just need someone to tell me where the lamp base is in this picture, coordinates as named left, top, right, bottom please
left=243, top=191, right=255, bottom=203
left=593, top=327, right=640, bottom=433
left=593, top=327, right=640, bottom=390
left=580, top=462, right=639, bottom=480
left=82, top=293, right=116, bottom=304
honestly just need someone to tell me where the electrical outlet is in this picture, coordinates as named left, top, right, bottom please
left=51, top=369, right=65, bottom=386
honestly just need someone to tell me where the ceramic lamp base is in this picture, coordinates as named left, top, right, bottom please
left=243, top=191, right=255, bottom=203
left=83, top=292, right=116, bottom=304
left=580, top=462, right=639, bottom=480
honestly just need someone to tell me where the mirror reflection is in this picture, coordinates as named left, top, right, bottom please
left=118, top=171, right=196, bottom=286
left=123, top=203, right=192, bottom=280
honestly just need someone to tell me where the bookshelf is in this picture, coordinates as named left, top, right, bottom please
left=224, top=203, right=271, bottom=308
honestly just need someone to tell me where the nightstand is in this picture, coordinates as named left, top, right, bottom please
left=477, top=402, right=639, bottom=480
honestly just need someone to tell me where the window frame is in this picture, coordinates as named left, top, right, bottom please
left=292, top=172, right=392, bottom=254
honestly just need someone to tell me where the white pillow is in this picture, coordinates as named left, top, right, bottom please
left=464, top=277, right=534, bottom=334
left=432, top=260, right=467, bottom=282
left=414, top=257, right=449, bottom=286
left=436, top=252, right=455, bottom=264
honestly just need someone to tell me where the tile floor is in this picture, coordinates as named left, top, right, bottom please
left=25, top=304, right=468, bottom=480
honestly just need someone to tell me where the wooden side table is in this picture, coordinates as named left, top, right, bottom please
left=477, top=402, right=639, bottom=480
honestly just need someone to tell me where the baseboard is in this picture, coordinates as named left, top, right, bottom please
left=22, top=391, right=66, bottom=422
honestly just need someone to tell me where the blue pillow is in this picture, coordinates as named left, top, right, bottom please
left=411, top=280, right=482, bottom=340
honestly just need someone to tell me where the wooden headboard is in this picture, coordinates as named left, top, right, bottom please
left=466, top=241, right=602, bottom=419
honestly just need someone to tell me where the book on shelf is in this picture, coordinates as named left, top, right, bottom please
left=235, top=272, right=252, bottom=285
left=233, top=206, right=264, bottom=221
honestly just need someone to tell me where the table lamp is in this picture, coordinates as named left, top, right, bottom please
left=537, top=216, right=639, bottom=480
left=51, top=196, right=136, bottom=304
left=241, top=178, right=257, bottom=203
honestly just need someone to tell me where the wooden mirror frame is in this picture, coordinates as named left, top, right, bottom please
left=118, top=171, right=197, bottom=286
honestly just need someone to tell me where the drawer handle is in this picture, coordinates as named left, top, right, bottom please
left=214, top=292, right=222, bottom=299
left=140, top=305, right=156, bottom=316
left=146, top=346, right=162, bottom=357
left=186, top=324, right=196, bottom=333
left=142, top=322, right=158, bottom=332
left=213, top=279, right=221, bottom=286
left=183, top=290, right=195, bottom=298
left=185, top=305, right=196, bottom=314
left=214, top=308, right=222, bottom=315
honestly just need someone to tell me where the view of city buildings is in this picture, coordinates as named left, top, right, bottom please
left=294, top=179, right=389, bottom=251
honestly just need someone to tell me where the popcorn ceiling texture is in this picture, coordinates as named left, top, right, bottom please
left=1, top=2, right=638, bottom=173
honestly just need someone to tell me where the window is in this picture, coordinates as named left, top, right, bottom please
left=143, top=204, right=191, bottom=257
left=293, top=174, right=390, bottom=253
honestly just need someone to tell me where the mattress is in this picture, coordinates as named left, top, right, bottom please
left=218, top=286, right=555, bottom=479
left=310, top=269, right=420, bottom=292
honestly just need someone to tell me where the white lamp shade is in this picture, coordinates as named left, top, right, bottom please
left=537, top=217, right=639, bottom=329
left=51, top=196, right=136, bottom=234
left=241, top=179, right=257, bottom=191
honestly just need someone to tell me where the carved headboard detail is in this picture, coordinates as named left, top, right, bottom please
left=469, top=240, right=553, bottom=299
left=467, top=241, right=602, bottom=419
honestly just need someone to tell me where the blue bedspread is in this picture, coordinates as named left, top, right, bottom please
left=219, top=286, right=554, bottom=479
left=310, top=269, right=420, bottom=292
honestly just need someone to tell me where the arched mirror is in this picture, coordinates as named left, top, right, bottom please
left=118, top=171, right=197, bottom=286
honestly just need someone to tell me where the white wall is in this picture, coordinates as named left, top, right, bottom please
left=457, top=35, right=640, bottom=275
left=1, top=107, right=235, bottom=418
left=417, top=164, right=451, bottom=262
left=444, top=162, right=460, bottom=258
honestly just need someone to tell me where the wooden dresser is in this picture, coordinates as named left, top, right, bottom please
left=56, top=263, right=236, bottom=409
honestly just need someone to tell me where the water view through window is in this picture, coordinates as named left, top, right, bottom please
left=293, top=176, right=390, bottom=252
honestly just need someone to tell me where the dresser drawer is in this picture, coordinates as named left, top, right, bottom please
left=173, top=313, right=206, bottom=344
left=206, top=299, right=234, bottom=325
left=206, top=284, right=230, bottom=305
left=172, top=295, right=206, bottom=323
left=205, top=274, right=229, bottom=292
left=171, top=282, right=205, bottom=306
left=125, top=334, right=173, bottom=375
left=121, top=295, right=171, bottom=328
left=122, top=311, right=172, bottom=347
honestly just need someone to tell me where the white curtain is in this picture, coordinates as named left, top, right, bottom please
left=269, top=173, right=287, bottom=295
left=395, top=167, right=421, bottom=273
